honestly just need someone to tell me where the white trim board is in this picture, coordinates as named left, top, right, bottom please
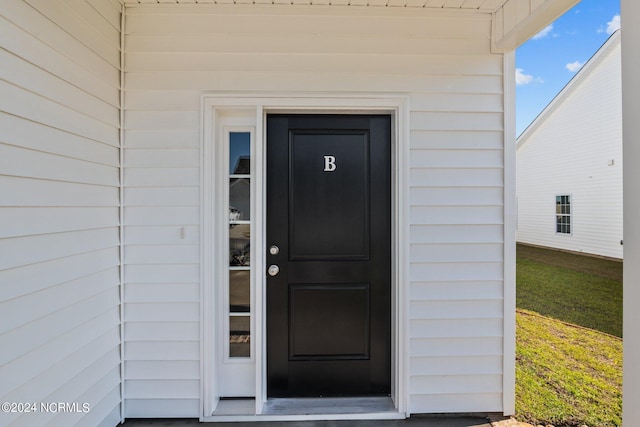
left=200, top=93, right=410, bottom=421
left=502, top=50, right=516, bottom=416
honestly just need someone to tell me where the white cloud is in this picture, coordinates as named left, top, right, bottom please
left=532, top=24, right=553, bottom=40
left=566, top=61, right=585, bottom=73
left=515, top=68, right=543, bottom=86
left=516, top=68, right=533, bottom=86
left=606, top=15, right=621, bottom=35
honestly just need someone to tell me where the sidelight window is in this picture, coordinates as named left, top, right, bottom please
left=227, top=131, right=252, bottom=358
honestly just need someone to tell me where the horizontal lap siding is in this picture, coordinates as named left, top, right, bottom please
left=124, top=5, right=503, bottom=416
left=0, top=1, right=122, bottom=427
left=410, top=103, right=504, bottom=411
left=123, top=31, right=201, bottom=416
left=407, top=38, right=504, bottom=409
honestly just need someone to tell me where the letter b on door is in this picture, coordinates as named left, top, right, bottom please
left=324, top=155, right=337, bottom=172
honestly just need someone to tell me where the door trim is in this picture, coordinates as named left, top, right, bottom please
left=200, top=93, right=410, bottom=421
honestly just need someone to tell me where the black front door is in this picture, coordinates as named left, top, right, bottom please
left=266, top=115, right=391, bottom=397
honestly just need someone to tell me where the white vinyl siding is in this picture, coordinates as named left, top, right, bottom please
left=124, top=5, right=505, bottom=416
left=0, top=1, right=122, bottom=427
left=517, top=33, right=623, bottom=259
left=122, top=22, right=202, bottom=411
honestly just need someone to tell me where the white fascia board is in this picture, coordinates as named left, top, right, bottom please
left=493, top=0, right=581, bottom=53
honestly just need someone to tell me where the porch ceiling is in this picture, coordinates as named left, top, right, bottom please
left=122, top=0, right=506, bottom=11
left=120, top=0, right=581, bottom=52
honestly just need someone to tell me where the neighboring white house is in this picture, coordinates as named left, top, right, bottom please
left=0, top=1, right=582, bottom=426
left=516, top=30, right=623, bottom=259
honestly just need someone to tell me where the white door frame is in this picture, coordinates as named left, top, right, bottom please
left=200, top=93, right=410, bottom=421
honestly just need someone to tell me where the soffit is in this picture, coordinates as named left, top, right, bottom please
left=122, top=0, right=506, bottom=12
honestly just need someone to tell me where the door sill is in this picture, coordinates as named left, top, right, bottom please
left=263, top=396, right=395, bottom=415
left=204, top=397, right=403, bottom=422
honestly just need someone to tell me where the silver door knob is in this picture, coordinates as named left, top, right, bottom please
left=268, top=265, right=280, bottom=276
left=269, top=245, right=280, bottom=255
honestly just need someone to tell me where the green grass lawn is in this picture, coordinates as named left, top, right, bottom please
left=515, top=244, right=623, bottom=427
left=517, top=244, right=622, bottom=338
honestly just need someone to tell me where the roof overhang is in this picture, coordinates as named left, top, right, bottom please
left=492, top=0, right=581, bottom=53
left=121, top=0, right=581, bottom=52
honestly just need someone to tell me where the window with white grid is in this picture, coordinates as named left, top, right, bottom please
left=556, top=195, right=571, bottom=234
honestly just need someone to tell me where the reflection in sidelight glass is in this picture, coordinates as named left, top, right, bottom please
left=230, top=132, right=251, bottom=174
left=229, top=316, right=250, bottom=358
left=230, top=178, right=251, bottom=221
left=229, top=224, right=250, bottom=266
left=229, top=270, right=250, bottom=313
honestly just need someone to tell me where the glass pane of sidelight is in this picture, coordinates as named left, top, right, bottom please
left=229, top=270, right=250, bottom=313
left=229, top=224, right=250, bottom=266
left=226, top=131, right=252, bottom=361
left=229, top=132, right=251, bottom=175
left=229, top=316, right=251, bottom=358
left=229, top=178, right=251, bottom=221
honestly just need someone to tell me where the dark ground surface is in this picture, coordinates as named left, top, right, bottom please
left=120, top=416, right=497, bottom=427
left=516, top=243, right=622, bottom=281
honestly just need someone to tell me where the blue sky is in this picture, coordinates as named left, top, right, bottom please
left=515, top=0, right=621, bottom=136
